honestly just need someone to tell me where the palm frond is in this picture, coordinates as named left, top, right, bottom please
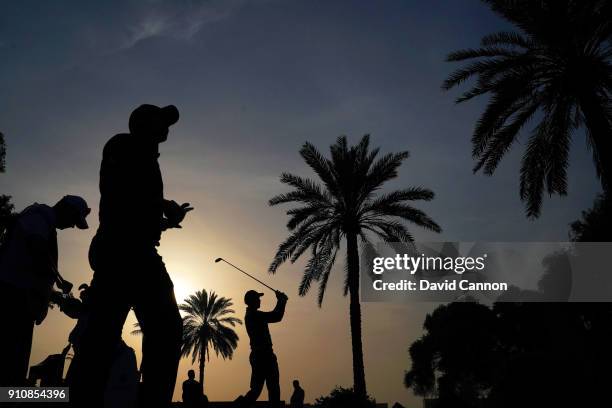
left=446, top=47, right=521, bottom=62
left=269, top=174, right=331, bottom=206
left=519, top=122, right=550, bottom=218
left=473, top=100, right=540, bottom=174
left=360, top=187, right=435, bottom=216
left=317, top=246, right=338, bottom=306
left=300, top=141, right=338, bottom=195
left=480, top=31, right=532, bottom=48
left=359, top=151, right=410, bottom=200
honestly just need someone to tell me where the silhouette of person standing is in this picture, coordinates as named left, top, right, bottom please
left=0, top=196, right=90, bottom=386
left=68, top=105, right=192, bottom=408
left=290, top=380, right=305, bottom=408
left=238, top=289, right=288, bottom=408
left=182, top=369, right=204, bottom=408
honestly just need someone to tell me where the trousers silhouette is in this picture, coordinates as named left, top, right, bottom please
left=243, top=350, right=280, bottom=407
left=0, top=284, right=33, bottom=386
left=68, top=236, right=182, bottom=408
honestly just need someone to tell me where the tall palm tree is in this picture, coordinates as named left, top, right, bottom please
left=0, top=132, right=14, bottom=239
left=269, top=135, right=442, bottom=398
left=179, top=290, right=242, bottom=389
left=443, top=0, right=612, bottom=217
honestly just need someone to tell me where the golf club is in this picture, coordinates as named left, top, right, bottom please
left=214, top=257, right=277, bottom=292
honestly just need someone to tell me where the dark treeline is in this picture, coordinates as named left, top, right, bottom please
left=405, top=198, right=612, bottom=408
left=404, top=0, right=612, bottom=407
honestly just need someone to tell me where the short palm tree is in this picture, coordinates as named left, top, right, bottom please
left=179, top=290, right=242, bottom=389
left=269, top=135, right=442, bottom=398
left=443, top=0, right=612, bottom=217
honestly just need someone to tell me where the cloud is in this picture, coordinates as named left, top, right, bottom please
left=123, top=15, right=170, bottom=49
left=120, top=0, right=248, bottom=49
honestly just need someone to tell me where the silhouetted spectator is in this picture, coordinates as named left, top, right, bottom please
left=290, top=379, right=305, bottom=408
left=0, top=196, right=90, bottom=386
left=182, top=369, right=204, bottom=407
left=68, top=104, right=192, bottom=408
left=237, top=289, right=288, bottom=408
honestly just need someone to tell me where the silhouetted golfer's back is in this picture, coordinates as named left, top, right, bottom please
left=98, top=133, right=163, bottom=245
left=67, top=104, right=193, bottom=408
left=237, top=289, right=288, bottom=408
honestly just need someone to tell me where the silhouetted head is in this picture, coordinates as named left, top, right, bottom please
left=129, top=104, right=179, bottom=143
left=53, top=195, right=90, bottom=230
left=188, top=369, right=195, bottom=380
left=244, top=290, right=263, bottom=309
left=293, top=380, right=300, bottom=388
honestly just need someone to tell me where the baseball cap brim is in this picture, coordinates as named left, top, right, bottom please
left=160, top=105, right=179, bottom=127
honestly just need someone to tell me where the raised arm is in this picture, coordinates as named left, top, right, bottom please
left=259, top=291, right=288, bottom=323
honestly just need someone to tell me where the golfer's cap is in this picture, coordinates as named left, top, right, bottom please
left=129, top=104, right=179, bottom=134
left=59, top=195, right=91, bottom=229
left=244, top=290, right=264, bottom=305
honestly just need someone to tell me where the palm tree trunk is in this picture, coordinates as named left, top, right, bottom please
left=346, top=231, right=367, bottom=399
left=199, top=352, right=205, bottom=392
left=579, top=91, right=612, bottom=194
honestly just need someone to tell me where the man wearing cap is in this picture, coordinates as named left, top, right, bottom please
left=0, top=195, right=90, bottom=386
left=238, top=289, right=288, bottom=408
left=68, top=104, right=192, bottom=408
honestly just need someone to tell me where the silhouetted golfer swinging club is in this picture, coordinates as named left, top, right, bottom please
left=214, top=257, right=277, bottom=292
left=218, top=257, right=288, bottom=408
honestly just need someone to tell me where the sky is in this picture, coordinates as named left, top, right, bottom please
left=0, top=1, right=603, bottom=406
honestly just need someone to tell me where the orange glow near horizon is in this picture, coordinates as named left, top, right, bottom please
left=28, top=217, right=433, bottom=406
left=21, top=149, right=439, bottom=408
